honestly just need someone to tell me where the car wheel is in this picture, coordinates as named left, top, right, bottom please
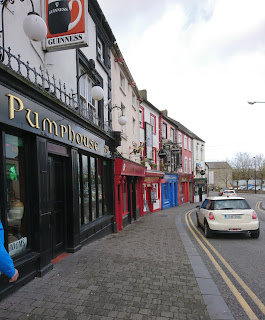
left=250, top=229, right=260, bottom=239
left=196, top=214, right=201, bottom=228
left=204, top=221, right=213, bottom=238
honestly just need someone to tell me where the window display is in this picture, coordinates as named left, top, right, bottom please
left=5, top=134, right=27, bottom=258
left=79, top=154, right=110, bottom=226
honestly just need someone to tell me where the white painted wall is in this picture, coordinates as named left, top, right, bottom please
left=110, top=50, right=141, bottom=163
left=193, top=139, right=206, bottom=179
left=2, top=2, right=109, bottom=122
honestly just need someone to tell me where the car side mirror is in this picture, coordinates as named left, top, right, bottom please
left=196, top=205, right=200, bottom=209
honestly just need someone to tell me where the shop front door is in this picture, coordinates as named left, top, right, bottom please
left=48, top=155, right=66, bottom=259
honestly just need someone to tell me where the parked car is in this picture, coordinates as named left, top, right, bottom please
left=238, top=186, right=247, bottom=190
left=255, top=186, right=261, bottom=190
left=196, top=196, right=260, bottom=238
left=221, top=189, right=237, bottom=196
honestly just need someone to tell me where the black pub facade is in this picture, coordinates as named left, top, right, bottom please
left=0, top=0, right=117, bottom=299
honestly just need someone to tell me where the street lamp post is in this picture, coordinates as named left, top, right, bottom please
left=248, top=101, right=265, bottom=105
left=253, top=157, right=257, bottom=194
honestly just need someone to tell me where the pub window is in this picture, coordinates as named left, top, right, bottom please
left=90, top=157, right=96, bottom=221
left=82, top=155, right=90, bottom=224
left=98, top=158, right=103, bottom=218
left=5, top=134, right=27, bottom=258
left=102, top=160, right=111, bottom=214
left=79, top=154, right=110, bottom=226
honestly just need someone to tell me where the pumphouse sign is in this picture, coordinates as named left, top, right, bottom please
left=0, top=86, right=111, bottom=157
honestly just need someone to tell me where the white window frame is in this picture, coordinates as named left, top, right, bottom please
left=170, top=128, right=174, bottom=142
left=79, top=66, right=97, bottom=123
left=189, top=158, right=192, bottom=174
left=178, top=132, right=182, bottom=147
left=162, top=123, right=167, bottom=139
left=97, top=37, right=104, bottom=64
left=120, top=72, right=126, bottom=93
left=139, top=108, right=143, bottom=127
left=184, top=156, right=188, bottom=173
left=132, top=92, right=136, bottom=108
left=188, top=138, right=191, bottom=151
left=184, top=136, right=187, bottom=149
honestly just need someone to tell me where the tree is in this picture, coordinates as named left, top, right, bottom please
left=215, top=168, right=232, bottom=188
left=230, top=152, right=252, bottom=188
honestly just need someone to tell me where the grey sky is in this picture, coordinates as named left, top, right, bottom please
left=98, top=0, right=265, bottom=162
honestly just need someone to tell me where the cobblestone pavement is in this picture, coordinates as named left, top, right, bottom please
left=0, top=205, right=211, bottom=320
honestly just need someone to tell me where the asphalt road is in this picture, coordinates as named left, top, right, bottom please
left=183, top=192, right=265, bottom=320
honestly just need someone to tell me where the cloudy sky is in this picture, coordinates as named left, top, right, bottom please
left=98, top=0, right=265, bottom=162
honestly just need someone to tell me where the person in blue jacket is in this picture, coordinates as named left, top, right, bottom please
left=0, top=221, right=19, bottom=282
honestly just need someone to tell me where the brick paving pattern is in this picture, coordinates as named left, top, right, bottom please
left=0, top=207, right=210, bottom=320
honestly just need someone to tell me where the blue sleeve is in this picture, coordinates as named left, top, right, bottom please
left=0, top=222, right=15, bottom=278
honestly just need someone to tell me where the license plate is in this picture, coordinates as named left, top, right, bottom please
left=225, top=214, right=242, bottom=219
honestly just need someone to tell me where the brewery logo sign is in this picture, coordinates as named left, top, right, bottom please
left=44, top=0, right=88, bottom=51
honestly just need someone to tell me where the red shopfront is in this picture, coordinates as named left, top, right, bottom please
left=143, top=171, right=164, bottom=213
left=178, top=173, right=194, bottom=204
left=114, top=158, right=146, bottom=232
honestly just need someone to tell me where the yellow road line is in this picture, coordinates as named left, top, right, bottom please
left=185, top=210, right=259, bottom=320
left=187, top=209, right=265, bottom=316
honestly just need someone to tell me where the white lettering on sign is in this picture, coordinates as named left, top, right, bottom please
left=8, top=237, right=27, bottom=257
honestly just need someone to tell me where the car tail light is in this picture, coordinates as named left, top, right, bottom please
left=252, top=211, right=258, bottom=219
left=209, top=212, right=215, bottom=220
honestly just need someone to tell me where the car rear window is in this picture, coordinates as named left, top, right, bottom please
left=213, top=199, right=250, bottom=210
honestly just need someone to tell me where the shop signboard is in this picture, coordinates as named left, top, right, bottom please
left=0, top=86, right=111, bottom=158
left=44, top=0, right=88, bottom=51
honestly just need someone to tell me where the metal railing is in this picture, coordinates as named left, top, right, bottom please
left=0, top=45, right=113, bottom=133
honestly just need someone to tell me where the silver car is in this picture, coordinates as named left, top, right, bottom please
left=196, top=196, right=260, bottom=238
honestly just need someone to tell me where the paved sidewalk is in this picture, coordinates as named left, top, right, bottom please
left=0, top=205, right=219, bottom=320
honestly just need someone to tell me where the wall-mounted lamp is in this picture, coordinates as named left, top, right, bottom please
left=91, top=85, right=104, bottom=101
left=1, top=0, right=47, bottom=61
left=104, top=101, right=127, bottom=126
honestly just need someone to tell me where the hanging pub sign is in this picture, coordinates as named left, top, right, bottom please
left=43, top=0, right=88, bottom=51
left=158, top=149, right=166, bottom=158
